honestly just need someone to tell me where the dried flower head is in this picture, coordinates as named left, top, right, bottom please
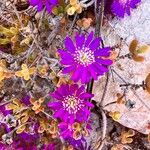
left=109, top=111, right=121, bottom=121
left=67, top=0, right=82, bottom=15
left=0, top=59, right=13, bottom=82
left=48, top=84, right=94, bottom=123
left=76, top=18, right=93, bottom=29
left=15, top=64, right=36, bottom=81
left=30, top=97, right=45, bottom=114
left=58, top=32, right=112, bottom=83
left=120, top=129, right=135, bottom=144
left=111, top=0, right=141, bottom=18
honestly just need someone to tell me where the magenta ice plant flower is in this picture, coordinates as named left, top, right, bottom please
left=48, top=84, right=94, bottom=123
left=58, top=32, right=112, bottom=84
left=111, top=0, right=141, bottom=18
left=29, top=0, right=58, bottom=13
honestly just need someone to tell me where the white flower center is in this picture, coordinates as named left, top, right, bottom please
left=74, top=47, right=95, bottom=66
left=63, top=95, right=83, bottom=114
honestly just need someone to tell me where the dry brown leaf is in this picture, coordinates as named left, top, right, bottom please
left=132, top=55, right=145, bottom=62
left=129, top=39, right=138, bottom=55
left=145, top=73, right=150, bottom=93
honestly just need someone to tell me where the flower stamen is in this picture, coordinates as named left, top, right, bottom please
left=74, top=47, right=95, bottom=66
left=62, top=95, right=83, bottom=114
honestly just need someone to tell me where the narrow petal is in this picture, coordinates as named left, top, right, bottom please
left=76, top=110, right=87, bottom=121
left=111, top=2, right=125, bottom=17
left=48, top=102, right=62, bottom=109
left=75, top=33, right=85, bottom=48
left=96, top=58, right=112, bottom=66
left=51, top=92, right=63, bottom=100
left=61, top=130, right=71, bottom=138
left=69, top=84, right=78, bottom=94
left=126, top=6, right=131, bottom=16
left=80, top=93, right=94, bottom=99
left=69, top=114, right=75, bottom=124
left=46, top=1, right=52, bottom=13
left=88, top=65, right=98, bottom=80
left=29, top=0, right=39, bottom=6
left=60, top=59, right=74, bottom=65
left=94, top=47, right=111, bottom=57
left=65, top=37, right=76, bottom=53
left=85, top=101, right=94, bottom=108
left=76, top=85, right=85, bottom=96
left=58, top=122, right=68, bottom=129
left=89, top=38, right=101, bottom=51
left=62, top=111, right=69, bottom=122
left=53, top=109, right=64, bottom=118
left=81, top=67, right=89, bottom=84
left=50, top=0, right=58, bottom=5
left=93, top=63, right=108, bottom=73
left=85, top=32, right=94, bottom=46
left=62, top=65, right=76, bottom=74
left=37, top=0, right=43, bottom=11
left=58, top=49, right=74, bottom=60
left=57, top=84, right=69, bottom=96
left=71, top=66, right=83, bottom=82
left=82, top=107, right=90, bottom=116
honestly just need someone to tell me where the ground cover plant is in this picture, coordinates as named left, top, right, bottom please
left=0, top=0, right=150, bottom=149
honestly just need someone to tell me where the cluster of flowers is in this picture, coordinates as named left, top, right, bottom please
left=29, top=0, right=141, bottom=18
left=0, top=0, right=142, bottom=149
left=0, top=31, right=112, bottom=149
left=49, top=31, right=113, bottom=140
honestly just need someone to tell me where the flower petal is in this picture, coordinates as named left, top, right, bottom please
left=48, top=102, right=62, bottom=109
left=96, top=58, right=113, bottom=66
left=94, top=47, right=111, bottom=57
left=71, top=66, right=83, bottom=82
left=46, top=1, right=52, bottom=13
left=69, top=84, right=78, bottom=94
left=80, top=93, right=94, bottom=99
left=75, top=33, right=85, bottom=48
left=76, top=85, right=85, bottom=96
left=81, top=67, right=89, bottom=84
left=89, top=37, right=101, bottom=51
left=58, top=49, right=74, bottom=61
left=93, top=63, right=108, bottom=73
left=51, top=92, right=63, bottom=100
left=50, top=0, right=58, bottom=5
left=65, top=37, right=76, bottom=53
left=58, top=122, right=68, bottom=129
left=53, top=108, right=64, bottom=118
left=85, top=31, right=94, bottom=46
left=85, top=101, right=94, bottom=108
left=37, top=0, right=43, bottom=11
left=62, top=65, right=76, bottom=74
left=29, top=0, right=39, bottom=6
left=88, top=65, right=98, bottom=80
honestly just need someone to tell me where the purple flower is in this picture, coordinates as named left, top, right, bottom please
left=58, top=32, right=112, bottom=84
left=48, top=84, right=94, bottom=123
left=111, top=0, right=141, bottom=18
left=29, top=0, right=58, bottom=13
